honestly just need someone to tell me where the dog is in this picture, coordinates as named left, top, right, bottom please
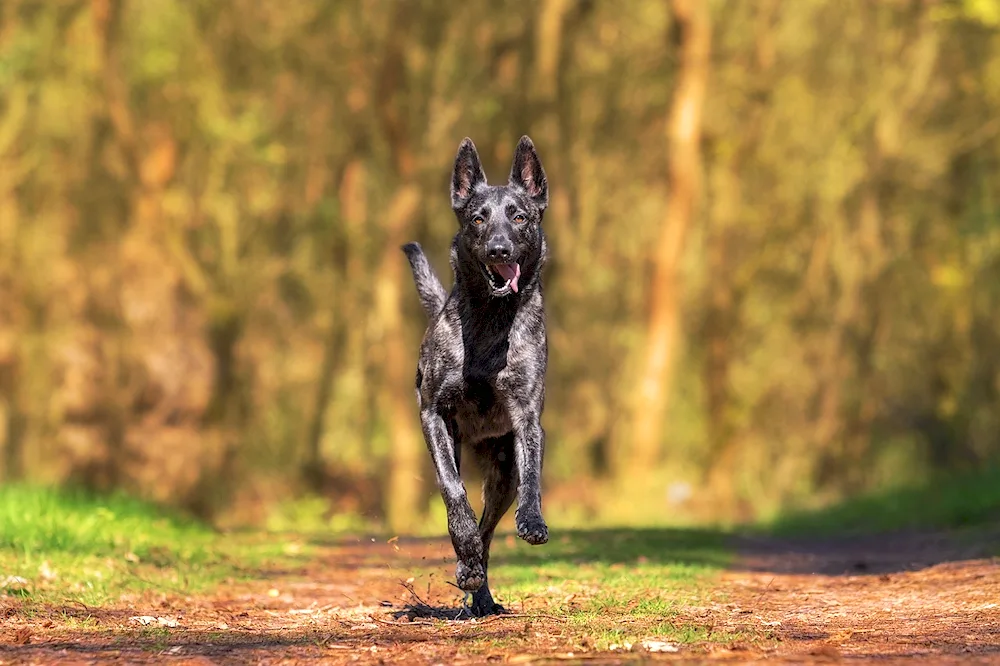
left=402, top=135, right=551, bottom=617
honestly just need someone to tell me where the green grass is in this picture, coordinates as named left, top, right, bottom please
left=382, top=527, right=751, bottom=652
left=473, top=528, right=745, bottom=649
left=766, top=463, right=1000, bottom=536
left=2, top=484, right=215, bottom=559
left=0, top=484, right=309, bottom=606
left=1, top=485, right=759, bottom=653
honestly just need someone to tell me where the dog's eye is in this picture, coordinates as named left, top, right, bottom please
left=473, top=216, right=484, bottom=225
left=513, top=214, right=525, bottom=223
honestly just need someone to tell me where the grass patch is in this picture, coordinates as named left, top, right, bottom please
left=0, top=484, right=310, bottom=606
left=478, top=528, right=742, bottom=648
left=766, top=463, right=1000, bottom=536
left=3, top=492, right=764, bottom=658
left=402, top=528, right=757, bottom=655
left=491, top=526, right=730, bottom=598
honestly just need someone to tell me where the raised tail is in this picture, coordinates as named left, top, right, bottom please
left=401, top=242, right=447, bottom=318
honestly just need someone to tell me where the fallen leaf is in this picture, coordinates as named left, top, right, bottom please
left=810, top=645, right=842, bottom=659
left=129, top=615, right=178, bottom=628
left=38, top=561, right=58, bottom=581
left=641, top=639, right=679, bottom=653
left=13, top=627, right=31, bottom=645
left=2, top=576, right=30, bottom=595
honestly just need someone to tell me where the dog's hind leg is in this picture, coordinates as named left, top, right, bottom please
left=421, top=407, right=484, bottom=591
left=470, top=434, right=517, bottom=616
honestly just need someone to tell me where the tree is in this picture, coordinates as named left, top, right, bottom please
left=619, top=0, right=711, bottom=476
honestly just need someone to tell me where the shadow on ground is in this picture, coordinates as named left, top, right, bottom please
left=299, top=464, right=1000, bottom=579
left=304, top=521, right=1000, bottom=579
left=731, top=525, right=1000, bottom=575
left=0, top=628, right=457, bottom=662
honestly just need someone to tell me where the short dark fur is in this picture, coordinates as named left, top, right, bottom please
left=402, top=136, right=550, bottom=616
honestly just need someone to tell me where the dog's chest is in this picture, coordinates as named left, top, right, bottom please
left=453, top=378, right=512, bottom=443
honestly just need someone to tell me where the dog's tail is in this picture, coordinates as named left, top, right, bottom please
left=401, top=242, right=447, bottom=319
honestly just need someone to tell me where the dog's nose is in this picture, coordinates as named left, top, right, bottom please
left=486, top=239, right=513, bottom=260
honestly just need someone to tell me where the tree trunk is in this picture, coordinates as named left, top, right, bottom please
left=625, top=0, right=710, bottom=473
left=0, top=360, right=24, bottom=481
left=376, top=185, right=423, bottom=532
left=303, top=160, right=365, bottom=491
left=702, top=0, right=777, bottom=514
left=90, top=0, right=133, bottom=490
left=702, top=169, right=739, bottom=501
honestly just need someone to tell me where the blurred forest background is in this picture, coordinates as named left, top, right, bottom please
left=2, top=0, right=1000, bottom=532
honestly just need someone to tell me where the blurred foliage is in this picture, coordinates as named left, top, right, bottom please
left=1, top=0, right=1000, bottom=530
left=766, top=463, right=1000, bottom=536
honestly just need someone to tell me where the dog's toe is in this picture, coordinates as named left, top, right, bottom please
left=455, top=560, right=485, bottom=591
left=516, top=513, right=549, bottom=545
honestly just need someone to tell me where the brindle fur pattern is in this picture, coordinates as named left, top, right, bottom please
left=402, top=136, right=550, bottom=616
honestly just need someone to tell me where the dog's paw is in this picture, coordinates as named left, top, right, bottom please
left=455, top=559, right=485, bottom=591
left=515, top=511, right=549, bottom=545
left=469, top=585, right=506, bottom=617
left=471, top=599, right=507, bottom=617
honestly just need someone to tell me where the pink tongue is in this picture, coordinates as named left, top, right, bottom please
left=494, top=263, right=521, bottom=293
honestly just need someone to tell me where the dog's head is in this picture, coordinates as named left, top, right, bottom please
left=450, top=136, right=548, bottom=298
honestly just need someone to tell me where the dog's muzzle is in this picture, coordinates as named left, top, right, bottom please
left=481, top=262, right=521, bottom=295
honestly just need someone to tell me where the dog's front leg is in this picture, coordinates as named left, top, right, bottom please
left=511, top=410, right=549, bottom=545
left=420, top=407, right=485, bottom=590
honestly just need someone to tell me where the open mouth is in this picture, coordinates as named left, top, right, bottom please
left=481, top=262, right=521, bottom=295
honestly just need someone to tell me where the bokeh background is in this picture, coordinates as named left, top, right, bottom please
left=2, top=0, right=1000, bottom=533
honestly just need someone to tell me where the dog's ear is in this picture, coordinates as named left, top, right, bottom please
left=451, top=138, right=486, bottom=210
left=509, top=135, right=548, bottom=211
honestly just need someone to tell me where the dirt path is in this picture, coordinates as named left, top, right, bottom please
left=2, top=530, right=998, bottom=664
left=718, top=530, right=1000, bottom=663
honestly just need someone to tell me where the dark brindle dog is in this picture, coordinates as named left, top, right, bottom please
left=402, top=136, right=550, bottom=616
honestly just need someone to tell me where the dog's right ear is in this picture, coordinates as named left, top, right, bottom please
left=451, top=138, right=486, bottom=210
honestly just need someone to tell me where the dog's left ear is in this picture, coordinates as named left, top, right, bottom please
left=509, top=135, right=548, bottom=211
